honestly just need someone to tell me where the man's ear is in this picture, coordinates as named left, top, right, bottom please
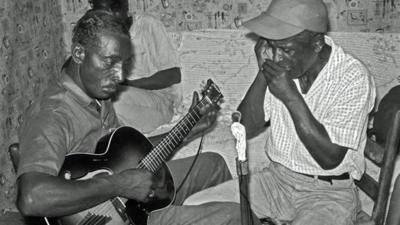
left=312, top=34, right=325, bottom=53
left=72, top=44, right=86, bottom=64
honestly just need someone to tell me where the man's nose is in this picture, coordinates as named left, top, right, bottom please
left=112, top=63, right=123, bottom=83
left=273, top=49, right=283, bottom=63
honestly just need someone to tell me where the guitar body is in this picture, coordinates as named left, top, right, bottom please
left=55, top=126, right=175, bottom=225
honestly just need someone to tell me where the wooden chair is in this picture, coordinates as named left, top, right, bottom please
left=355, top=110, right=400, bottom=225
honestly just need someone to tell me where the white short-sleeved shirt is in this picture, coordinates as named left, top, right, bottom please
left=113, top=14, right=182, bottom=132
left=126, top=13, right=182, bottom=108
left=128, top=14, right=180, bottom=80
left=264, top=36, right=376, bottom=180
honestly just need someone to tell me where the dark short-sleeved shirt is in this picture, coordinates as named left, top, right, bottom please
left=17, top=73, right=120, bottom=177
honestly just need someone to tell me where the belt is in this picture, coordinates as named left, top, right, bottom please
left=301, top=172, right=350, bottom=184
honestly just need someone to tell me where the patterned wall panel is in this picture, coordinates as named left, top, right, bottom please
left=59, top=0, right=400, bottom=54
left=60, top=0, right=91, bottom=56
left=126, top=0, right=400, bottom=33
left=0, top=0, right=65, bottom=213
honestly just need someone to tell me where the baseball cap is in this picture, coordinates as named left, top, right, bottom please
left=243, top=0, right=328, bottom=40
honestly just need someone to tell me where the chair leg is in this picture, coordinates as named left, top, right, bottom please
left=386, top=175, right=400, bottom=225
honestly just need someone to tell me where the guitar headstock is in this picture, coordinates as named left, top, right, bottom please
left=201, top=79, right=223, bottom=104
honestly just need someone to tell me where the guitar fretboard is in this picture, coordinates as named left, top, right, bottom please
left=138, top=97, right=212, bottom=172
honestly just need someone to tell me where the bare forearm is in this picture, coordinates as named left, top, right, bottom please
left=285, top=96, right=347, bottom=169
left=238, top=72, right=269, bottom=139
left=18, top=173, right=117, bottom=217
left=123, top=67, right=181, bottom=90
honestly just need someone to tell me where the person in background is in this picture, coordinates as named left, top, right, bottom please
left=183, top=0, right=376, bottom=224
left=16, top=10, right=238, bottom=225
left=91, top=0, right=182, bottom=134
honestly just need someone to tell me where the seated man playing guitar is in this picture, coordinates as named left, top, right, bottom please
left=16, top=10, right=242, bottom=225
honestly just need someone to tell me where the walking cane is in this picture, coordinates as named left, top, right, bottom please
left=231, top=111, right=253, bottom=225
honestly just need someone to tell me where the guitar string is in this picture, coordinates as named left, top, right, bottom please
left=144, top=100, right=204, bottom=172
left=148, top=103, right=203, bottom=171
left=147, top=99, right=204, bottom=166
left=142, top=104, right=203, bottom=173
left=139, top=99, right=206, bottom=172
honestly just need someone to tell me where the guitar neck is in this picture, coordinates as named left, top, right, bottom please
left=138, top=97, right=212, bottom=172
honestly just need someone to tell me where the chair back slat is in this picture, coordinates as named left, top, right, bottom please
left=364, top=138, right=384, bottom=166
left=356, top=173, right=379, bottom=200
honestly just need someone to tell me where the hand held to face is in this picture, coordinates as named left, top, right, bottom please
left=261, top=59, right=300, bottom=104
left=254, top=38, right=271, bottom=70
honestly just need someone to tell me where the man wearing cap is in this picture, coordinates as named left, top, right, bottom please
left=183, top=0, right=376, bottom=224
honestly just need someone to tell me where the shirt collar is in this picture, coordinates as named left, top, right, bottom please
left=293, top=35, right=336, bottom=96
left=60, top=71, right=94, bottom=107
left=322, top=35, right=340, bottom=81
